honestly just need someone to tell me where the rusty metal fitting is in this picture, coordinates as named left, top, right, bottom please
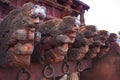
left=16, top=68, right=31, bottom=80
left=42, top=64, right=54, bottom=78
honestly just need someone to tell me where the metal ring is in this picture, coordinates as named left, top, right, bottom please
left=62, top=61, right=69, bottom=74
left=16, top=68, right=31, bottom=80
left=76, top=61, right=81, bottom=72
left=42, top=64, right=54, bottom=78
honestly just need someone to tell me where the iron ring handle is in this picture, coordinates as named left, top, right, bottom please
left=16, top=68, right=31, bottom=80
left=76, top=61, right=81, bottom=72
left=62, top=61, right=69, bottom=74
left=43, top=64, right=54, bottom=78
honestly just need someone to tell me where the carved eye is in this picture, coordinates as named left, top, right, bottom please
left=35, top=8, right=41, bottom=14
left=33, top=5, right=46, bottom=20
left=34, top=5, right=38, bottom=8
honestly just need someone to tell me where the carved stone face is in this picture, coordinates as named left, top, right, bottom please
left=46, top=44, right=69, bottom=63
left=58, top=16, right=79, bottom=43
left=66, top=25, right=79, bottom=43
left=98, top=41, right=110, bottom=58
left=56, top=43, right=69, bottom=56
left=67, top=44, right=89, bottom=61
left=82, top=45, right=89, bottom=54
left=77, top=45, right=89, bottom=60
left=86, top=37, right=94, bottom=45
left=99, top=36, right=108, bottom=45
left=43, top=34, right=71, bottom=63
left=22, top=3, right=46, bottom=28
left=29, top=5, right=46, bottom=22
left=54, top=35, right=70, bottom=57
left=86, top=40, right=101, bottom=59
left=67, top=36, right=89, bottom=61
left=84, top=30, right=94, bottom=45
left=93, top=47, right=101, bottom=55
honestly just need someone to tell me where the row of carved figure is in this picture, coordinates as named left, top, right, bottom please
left=0, top=2, right=119, bottom=68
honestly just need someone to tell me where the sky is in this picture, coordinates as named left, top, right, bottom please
left=80, top=0, right=120, bottom=35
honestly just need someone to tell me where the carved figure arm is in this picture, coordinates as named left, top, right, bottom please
left=8, top=31, right=18, bottom=46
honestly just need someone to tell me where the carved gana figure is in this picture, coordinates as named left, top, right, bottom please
left=0, top=2, right=46, bottom=67
left=32, top=16, right=79, bottom=64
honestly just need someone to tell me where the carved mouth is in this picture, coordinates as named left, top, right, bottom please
left=68, top=31, right=77, bottom=38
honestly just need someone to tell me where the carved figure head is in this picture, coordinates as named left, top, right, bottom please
left=58, top=16, right=79, bottom=43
